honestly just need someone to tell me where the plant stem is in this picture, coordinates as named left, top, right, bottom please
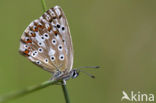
left=41, top=0, right=47, bottom=12
left=61, top=81, right=71, bottom=103
left=0, top=80, right=60, bottom=103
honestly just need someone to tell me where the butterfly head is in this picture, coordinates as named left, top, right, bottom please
left=71, top=69, right=79, bottom=79
left=70, top=66, right=100, bottom=79
left=69, top=66, right=100, bottom=79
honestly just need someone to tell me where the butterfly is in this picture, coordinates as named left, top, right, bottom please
left=19, top=5, right=98, bottom=84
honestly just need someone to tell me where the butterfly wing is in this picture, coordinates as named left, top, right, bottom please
left=19, top=6, right=73, bottom=74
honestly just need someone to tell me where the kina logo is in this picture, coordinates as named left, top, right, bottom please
left=121, top=91, right=154, bottom=102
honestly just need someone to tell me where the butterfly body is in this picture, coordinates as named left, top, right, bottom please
left=19, top=6, right=76, bottom=80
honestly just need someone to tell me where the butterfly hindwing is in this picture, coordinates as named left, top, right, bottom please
left=19, top=6, right=73, bottom=74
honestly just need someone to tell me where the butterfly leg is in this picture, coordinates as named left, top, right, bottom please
left=49, top=75, right=61, bottom=85
left=49, top=72, right=67, bottom=85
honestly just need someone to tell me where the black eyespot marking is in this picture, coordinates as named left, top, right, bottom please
left=62, top=27, right=65, bottom=30
left=58, top=45, right=63, bottom=51
left=41, top=36, right=44, bottom=39
left=39, top=42, right=42, bottom=46
left=24, top=45, right=28, bottom=48
left=38, top=48, right=43, bottom=52
left=45, top=58, right=49, bottom=63
left=51, top=56, right=55, bottom=61
left=27, top=38, right=29, bottom=41
left=36, top=61, right=41, bottom=64
left=57, top=24, right=60, bottom=28
left=52, top=39, right=56, bottom=45
left=59, top=55, right=64, bottom=60
left=53, top=40, right=56, bottom=43
left=44, top=33, right=49, bottom=39
left=59, top=46, right=62, bottom=49
left=45, top=34, right=48, bottom=37
left=32, top=51, right=38, bottom=57
left=61, top=56, right=63, bottom=59
left=51, top=57, right=54, bottom=60
left=62, top=39, right=65, bottom=42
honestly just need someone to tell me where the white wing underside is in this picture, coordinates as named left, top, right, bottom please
left=19, top=6, right=73, bottom=74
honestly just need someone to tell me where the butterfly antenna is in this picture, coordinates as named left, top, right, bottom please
left=79, top=69, right=95, bottom=78
left=77, top=66, right=100, bottom=69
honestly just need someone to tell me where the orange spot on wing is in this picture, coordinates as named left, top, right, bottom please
left=24, top=49, right=29, bottom=56
left=34, top=27, right=38, bottom=32
left=25, top=32, right=29, bottom=37
left=24, top=40, right=32, bottom=44
left=48, top=27, right=51, bottom=31
left=54, top=31, right=58, bottom=34
left=31, top=33, right=36, bottom=37
left=38, top=25, right=44, bottom=29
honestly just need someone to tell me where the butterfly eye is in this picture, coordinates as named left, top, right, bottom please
left=58, top=45, right=63, bottom=51
left=52, top=39, right=57, bottom=45
left=50, top=56, right=55, bottom=61
left=59, top=54, right=64, bottom=61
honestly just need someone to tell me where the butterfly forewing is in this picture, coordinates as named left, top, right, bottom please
left=19, top=6, right=73, bottom=74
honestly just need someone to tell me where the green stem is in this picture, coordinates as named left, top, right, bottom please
left=61, top=81, right=71, bottom=103
left=0, top=80, right=60, bottom=103
left=41, top=0, right=47, bottom=12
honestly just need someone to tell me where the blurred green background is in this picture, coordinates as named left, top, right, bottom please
left=0, top=0, right=156, bottom=103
